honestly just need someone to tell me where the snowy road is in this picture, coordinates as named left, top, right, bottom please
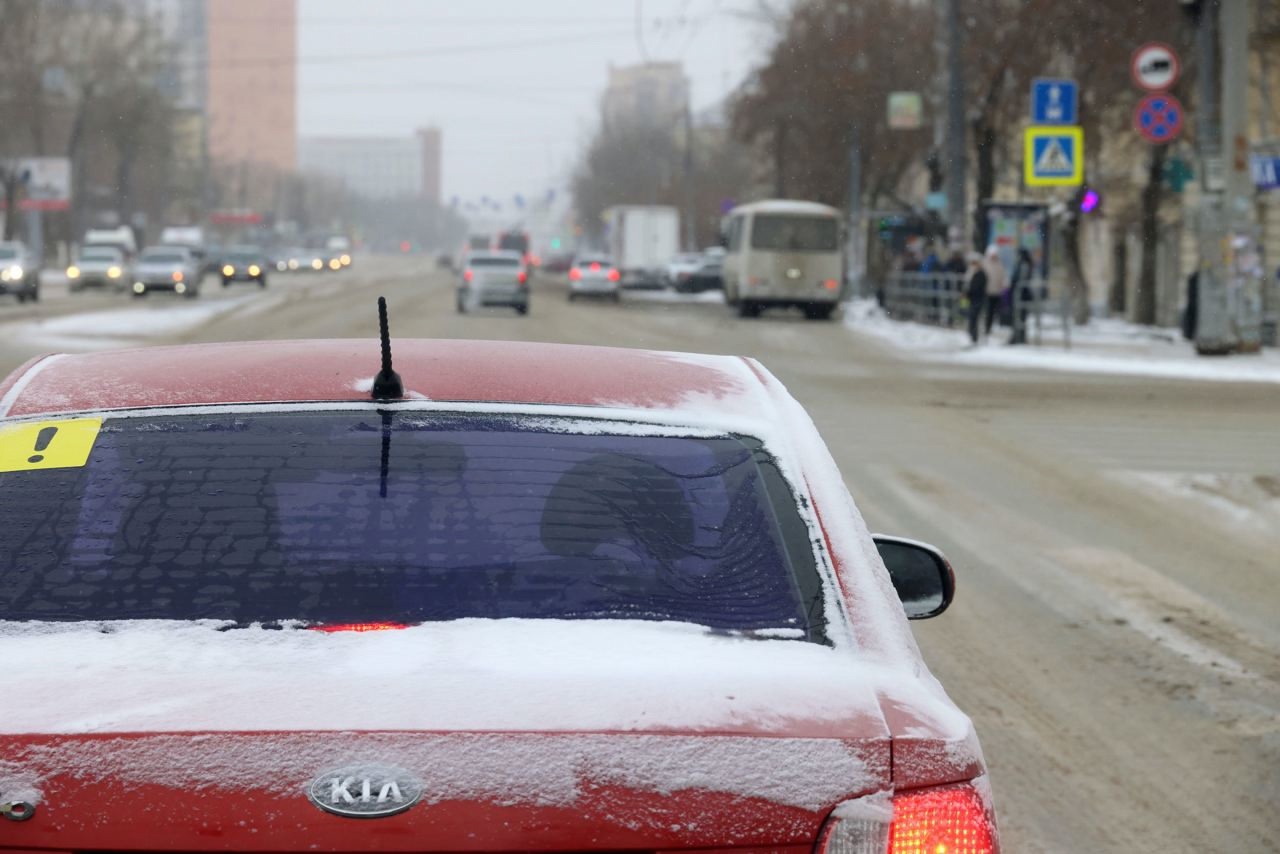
left=0, top=257, right=1276, bottom=851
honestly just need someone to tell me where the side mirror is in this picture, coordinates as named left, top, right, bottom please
left=872, top=535, right=955, bottom=620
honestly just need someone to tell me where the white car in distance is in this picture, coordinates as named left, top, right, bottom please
left=568, top=255, right=621, bottom=302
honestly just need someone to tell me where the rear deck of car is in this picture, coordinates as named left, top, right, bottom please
left=0, top=339, right=764, bottom=419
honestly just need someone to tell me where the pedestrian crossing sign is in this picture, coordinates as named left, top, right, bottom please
left=1024, top=125, right=1084, bottom=187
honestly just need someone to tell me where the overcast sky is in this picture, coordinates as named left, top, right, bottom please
left=297, top=0, right=770, bottom=205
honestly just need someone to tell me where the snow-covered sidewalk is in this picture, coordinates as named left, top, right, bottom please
left=844, top=299, right=1280, bottom=385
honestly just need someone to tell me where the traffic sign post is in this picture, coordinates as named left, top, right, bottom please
left=1024, top=126, right=1084, bottom=187
left=1131, top=42, right=1181, bottom=91
left=1030, top=78, right=1077, bottom=125
left=1133, top=93, right=1184, bottom=144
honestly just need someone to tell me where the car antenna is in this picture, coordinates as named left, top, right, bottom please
left=371, top=296, right=404, bottom=399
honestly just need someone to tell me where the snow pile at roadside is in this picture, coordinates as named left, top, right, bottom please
left=1120, top=471, right=1280, bottom=533
left=625, top=288, right=726, bottom=305
left=10, top=296, right=257, bottom=351
left=842, top=299, right=969, bottom=351
left=844, top=298, right=1280, bottom=384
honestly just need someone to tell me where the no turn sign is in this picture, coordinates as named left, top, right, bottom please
left=1131, top=43, right=1180, bottom=91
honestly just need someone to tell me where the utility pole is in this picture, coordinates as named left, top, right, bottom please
left=683, top=99, right=696, bottom=251
left=1195, top=0, right=1261, bottom=353
left=1220, top=0, right=1262, bottom=350
left=944, top=0, right=967, bottom=243
left=847, top=123, right=863, bottom=295
left=1193, top=0, right=1232, bottom=353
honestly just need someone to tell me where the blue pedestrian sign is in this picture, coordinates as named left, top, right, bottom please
left=1031, top=78, right=1078, bottom=125
left=1024, top=125, right=1084, bottom=187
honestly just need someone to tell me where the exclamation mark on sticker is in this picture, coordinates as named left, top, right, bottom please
left=28, top=426, right=58, bottom=464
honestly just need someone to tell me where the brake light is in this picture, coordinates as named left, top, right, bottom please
left=569, top=268, right=582, bottom=281
left=815, top=784, right=996, bottom=854
left=464, top=269, right=474, bottom=282
left=310, top=622, right=411, bottom=633
left=517, top=270, right=528, bottom=284
left=589, top=262, right=601, bottom=272
left=607, top=268, right=620, bottom=282
left=824, top=278, right=839, bottom=290
left=890, top=785, right=996, bottom=853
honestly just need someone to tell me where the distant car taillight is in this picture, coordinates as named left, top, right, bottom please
left=517, top=270, right=528, bottom=284
left=569, top=268, right=582, bottom=281
left=464, top=269, right=474, bottom=282
left=607, top=269, right=621, bottom=282
left=589, top=262, right=601, bottom=272
left=816, top=784, right=996, bottom=854
left=824, top=278, right=839, bottom=290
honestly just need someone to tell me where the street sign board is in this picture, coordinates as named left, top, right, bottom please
left=887, top=92, right=923, bottom=129
left=1253, top=155, right=1280, bottom=191
left=1131, top=43, right=1180, bottom=91
left=1024, top=126, right=1084, bottom=187
left=1133, top=92, right=1184, bottom=143
left=0, top=157, right=71, bottom=211
left=1031, top=78, right=1077, bottom=124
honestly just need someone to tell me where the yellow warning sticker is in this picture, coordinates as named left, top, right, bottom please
left=0, top=417, right=104, bottom=473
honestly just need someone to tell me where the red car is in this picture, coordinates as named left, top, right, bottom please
left=0, top=336, right=998, bottom=852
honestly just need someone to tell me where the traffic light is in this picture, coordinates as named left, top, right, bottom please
left=550, top=238, right=562, bottom=250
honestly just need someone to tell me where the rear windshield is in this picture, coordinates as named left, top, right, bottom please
left=0, top=412, right=827, bottom=641
left=497, top=234, right=529, bottom=252
left=576, top=258, right=612, bottom=268
left=141, top=251, right=186, bottom=264
left=227, top=251, right=260, bottom=262
left=468, top=257, right=520, bottom=268
left=0, top=247, right=18, bottom=260
left=750, top=215, right=839, bottom=252
left=80, top=249, right=120, bottom=262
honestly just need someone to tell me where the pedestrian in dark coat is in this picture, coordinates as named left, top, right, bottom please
left=966, top=252, right=988, bottom=345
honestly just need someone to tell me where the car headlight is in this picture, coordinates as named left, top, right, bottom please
left=340, top=254, right=351, bottom=265
left=312, top=259, right=323, bottom=270
left=329, top=258, right=341, bottom=270
left=287, top=259, right=299, bottom=270
left=132, top=282, right=146, bottom=293
left=174, top=281, right=187, bottom=294
left=222, top=264, right=235, bottom=276
left=5, top=265, right=23, bottom=280
left=67, top=265, right=81, bottom=278
left=107, top=266, right=122, bottom=278
left=248, top=264, right=261, bottom=276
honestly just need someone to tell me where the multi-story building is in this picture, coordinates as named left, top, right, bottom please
left=601, top=62, right=690, bottom=131
left=206, top=0, right=297, bottom=175
left=299, top=129, right=443, bottom=201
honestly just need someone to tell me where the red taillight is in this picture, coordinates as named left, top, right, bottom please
left=589, top=262, right=601, bottom=272
left=824, top=278, right=839, bottom=290
left=310, top=622, right=411, bottom=633
left=517, top=270, right=528, bottom=284
left=815, top=784, right=996, bottom=854
left=607, top=268, right=621, bottom=282
left=464, top=269, right=474, bottom=282
left=889, top=785, right=996, bottom=853
left=569, top=268, right=582, bottom=281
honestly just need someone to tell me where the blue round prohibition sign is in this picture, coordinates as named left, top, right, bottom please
left=1134, top=93, right=1183, bottom=143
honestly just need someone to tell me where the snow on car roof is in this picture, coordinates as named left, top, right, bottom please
left=0, top=340, right=765, bottom=420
